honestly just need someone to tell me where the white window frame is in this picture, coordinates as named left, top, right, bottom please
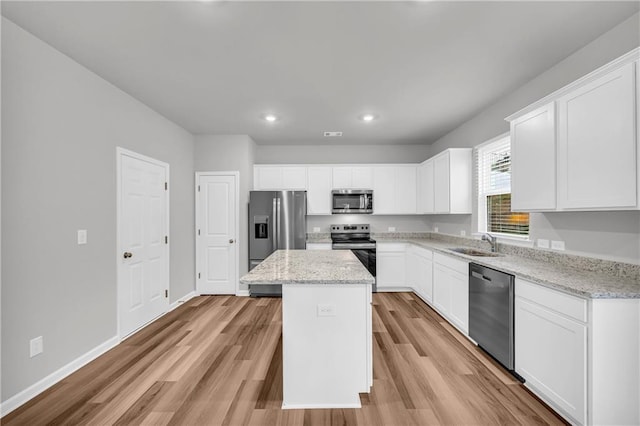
left=475, top=133, right=530, bottom=241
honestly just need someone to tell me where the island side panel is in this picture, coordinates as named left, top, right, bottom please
left=282, top=283, right=371, bottom=409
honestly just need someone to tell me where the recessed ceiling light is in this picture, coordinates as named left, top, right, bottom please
left=263, top=114, right=278, bottom=123
left=360, top=113, right=377, bottom=122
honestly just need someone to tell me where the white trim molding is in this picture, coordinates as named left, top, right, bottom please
left=170, top=291, right=197, bottom=311
left=0, top=336, right=119, bottom=417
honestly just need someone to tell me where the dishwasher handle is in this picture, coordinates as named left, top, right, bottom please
left=471, top=270, right=492, bottom=281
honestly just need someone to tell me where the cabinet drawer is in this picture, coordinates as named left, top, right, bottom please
left=433, top=252, right=468, bottom=274
left=515, top=278, right=587, bottom=323
left=376, top=243, right=406, bottom=253
left=408, top=244, right=433, bottom=260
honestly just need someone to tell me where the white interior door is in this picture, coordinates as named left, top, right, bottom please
left=117, top=149, right=169, bottom=338
left=197, top=173, right=238, bottom=295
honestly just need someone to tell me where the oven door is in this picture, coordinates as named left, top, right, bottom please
left=350, top=248, right=377, bottom=292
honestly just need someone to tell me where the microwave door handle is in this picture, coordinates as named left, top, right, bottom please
left=272, top=198, right=277, bottom=251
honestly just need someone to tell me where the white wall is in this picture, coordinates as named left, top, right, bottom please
left=427, top=13, right=640, bottom=263
left=256, top=143, right=430, bottom=164
left=1, top=19, right=195, bottom=402
left=194, top=135, right=256, bottom=291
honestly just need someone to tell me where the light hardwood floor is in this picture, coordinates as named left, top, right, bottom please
left=2, top=293, right=566, bottom=425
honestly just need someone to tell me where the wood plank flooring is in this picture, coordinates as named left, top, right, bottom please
left=2, top=293, right=567, bottom=425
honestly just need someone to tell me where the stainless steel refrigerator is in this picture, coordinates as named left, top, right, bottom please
left=249, top=190, right=307, bottom=297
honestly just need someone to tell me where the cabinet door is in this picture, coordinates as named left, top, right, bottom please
left=511, top=103, right=557, bottom=211
left=418, top=160, right=435, bottom=214
left=377, top=252, right=406, bottom=288
left=254, top=166, right=283, bottom=189
left=306, top=243, right=332, bottom=250
left=352, top=167, right=374, bottom=189
left=416, top=255, right=433, bottom=303
left=405, top=250, right=418, bottom=290
left=433, top=264, right=452, bottom=315
left=332, top=167, right=352, bottom=188
left=449, top=269, right=469, bottom=334
left=373, top=167, right=396, bottom=214
left=396, top=166, right=417, bottom=214
left=307, top=167, right=332, bottom=215
left=282, top=167, right=307, bottom=190
left=434, top=153, right=450, bottom=213
left=515, top=297, right=586, bottom=424
left=557, top=62, right=636, bottom=209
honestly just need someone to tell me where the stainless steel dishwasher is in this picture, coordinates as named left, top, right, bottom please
left=469, top=263, right=520, bottom=377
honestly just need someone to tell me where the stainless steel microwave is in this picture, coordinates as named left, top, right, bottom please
left=332, top=189, right=373, bottom=214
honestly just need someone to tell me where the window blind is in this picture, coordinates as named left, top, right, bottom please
left=475, top=136, right=529, bottom=236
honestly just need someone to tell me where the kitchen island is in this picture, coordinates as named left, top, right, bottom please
left=240, top=250, right=375, bottom=409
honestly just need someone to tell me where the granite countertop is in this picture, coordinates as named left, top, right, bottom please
left=239, top=250, right=375, bottom=285
left=375, top=236, right=640, bottom=299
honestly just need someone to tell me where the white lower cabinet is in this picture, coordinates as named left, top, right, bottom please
left=376, top=243, right=407, bottom=290
left=432, top=253, right=469, bottom=334
left=406, top=245, right=433, bottom=302
left=515, top=281, right=587, bottom=425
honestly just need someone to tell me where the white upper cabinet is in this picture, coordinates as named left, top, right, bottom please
left=507, top=48, right=639, bottom=212
left=417, top=160, right=435, bottom=214
left=557, top=62, right=636, bottom=210
left=254, top=165, right=307, bottom=190
left=373, top=165, right=417, bottom=214
left=332, top=166, right=374, bottom=189
left=429, top=149, right=472, bottom=214
left=306, top=167, right=333, bottom=215
left=510, top=103, right=557, bottom=211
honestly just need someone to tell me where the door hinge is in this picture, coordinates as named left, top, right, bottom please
left=198, top=272, right=201, bottom=279
left=165, top=289, right=168, bottom=298
left=165, top=182, right=168, bottom=190
left=198, top=185, right=200, bottom=192
left=198, top=229, right=201, bottom=236
left=165, top=236, right=168, bottom=244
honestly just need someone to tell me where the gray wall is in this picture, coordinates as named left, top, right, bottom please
left=1, top=19, right=195, bottom=402
left=427, top=13, right=640, bottom=263
left=256, top=143, right=430, bottom=164
left=308, top=215, right=430, bottom=234
left=194, top=135, right=256, bottom=292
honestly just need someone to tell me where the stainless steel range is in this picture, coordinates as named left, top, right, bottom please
left=330, top=224, right=376, bottom=292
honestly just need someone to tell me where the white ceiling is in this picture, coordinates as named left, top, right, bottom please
left=2, top=1, right=638, bottom=145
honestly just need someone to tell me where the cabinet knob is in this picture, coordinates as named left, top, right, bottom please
left=229, top=239, right=235, bottom=244
left=123, top=252, right=133, bottom=259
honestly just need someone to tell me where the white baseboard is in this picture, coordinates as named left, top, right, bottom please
left=169, top=291, right=197, bottom=311
left=0, top=336, right=119, bottom=417
left=282, top=402, right=361, bottom=410
left=236, top=290, right=250, bottom=297
left=376, top=287, right=414, bottom=292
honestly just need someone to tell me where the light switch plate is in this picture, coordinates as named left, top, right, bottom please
left=77, top=230, right=87, bottom=245
left=317, top=304, right=336, bottom=317
left=388, top=227, right=396, bottom=232
left=30, top=336, right=43, bottom=358
left=537, top=239, right=550, bottom=249
left=460, top=230, right=466, bottom=237
left=433, top=227, right=439, bottom=233
left=551, top=240, right=565, bottom=251
left=312, top=227, right=321, bottom=233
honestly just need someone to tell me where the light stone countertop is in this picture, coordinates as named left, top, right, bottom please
left=375, top=237, right=640, bottom=299
left=239, top=249, right=375, bottom=285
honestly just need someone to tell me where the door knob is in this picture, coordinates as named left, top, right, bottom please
left=229, top=239, right=235, bottom=244
left=123, top=252, right=133, bottom=259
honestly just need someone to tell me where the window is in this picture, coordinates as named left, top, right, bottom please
left=476, top=135, right=529, bottom=237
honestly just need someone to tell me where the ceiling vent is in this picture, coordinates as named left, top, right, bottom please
left=324, top=131, right=343, bottom=137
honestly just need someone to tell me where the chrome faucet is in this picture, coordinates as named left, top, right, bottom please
left=482, top=233, right=498, bottom=252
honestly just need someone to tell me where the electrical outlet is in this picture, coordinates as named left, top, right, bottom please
left=537, top=239, right=550, bottom=249
left=77, top=229, right=87, bottom=245
left=312, top=227, right=321, bottom=233
left=388, top=227, right=396, bottom=232
left=317, top=304, right=336, bottom=317
left=30, top=336, right=43, bottom=358
left=460, top=230, right=466, bottom=237
left=551, top=240, right=565, bottom=251
left=434, top=227, right=439, bottom=233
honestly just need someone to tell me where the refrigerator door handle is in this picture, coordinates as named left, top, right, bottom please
left=272, top=198, right=277, bottom=251
left=276, top=198, right=281, bottom=249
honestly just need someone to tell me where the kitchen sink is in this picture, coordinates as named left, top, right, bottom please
left=448, top=247, right=503, bottom=257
